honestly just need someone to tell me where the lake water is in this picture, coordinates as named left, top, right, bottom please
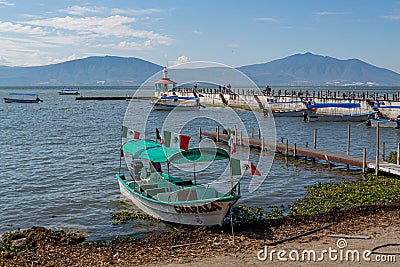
left=1, top=87, right=400, bottom=240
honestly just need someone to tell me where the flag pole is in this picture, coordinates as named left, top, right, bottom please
left=167, top=161, right=171, bottom=193
left=228, top=130, right=234, bottom=194
left=119, top=125, right=126, bottom=174
left=193, top=163, right=197, bottom=185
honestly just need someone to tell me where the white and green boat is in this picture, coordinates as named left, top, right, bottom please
left=116, top=139, right=240, bottom=226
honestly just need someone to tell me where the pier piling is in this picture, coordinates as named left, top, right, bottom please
left=375, top=123, right=380, bottom=176
left=200, top=125, right=400, bottom=176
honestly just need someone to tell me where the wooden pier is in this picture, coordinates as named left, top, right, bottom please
left=200, top=128, right=400, bottom=176
left=75, top=96, right=155, bottom=101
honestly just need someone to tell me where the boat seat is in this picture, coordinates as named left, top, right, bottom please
left=195, top=187, right=220, bottom=200
left=176, top=189, right=197, bottom=201
left=145, top=187, right=167, bottom=198
left=138, top=183, right=158, bottom=191
left=155, top=192, right=173, bottom=202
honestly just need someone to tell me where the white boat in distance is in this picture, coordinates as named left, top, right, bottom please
left=152, top=95, right=201, bottom=111
left=306, top=102, right=373, bottom=122
left=117, top=139, right=240, bottom=226
left=367, top=116, right=400, bottom=128
left=58, top=88, right=80, bottom=95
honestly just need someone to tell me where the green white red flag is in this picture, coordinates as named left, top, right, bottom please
left=230, top=158, right=261, bottom=176
left=163, top=131, right=191, bottom=150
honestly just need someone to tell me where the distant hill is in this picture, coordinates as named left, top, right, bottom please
left=0, top=53, right=399, bottom=86
left=238, top=52, right=400, bottom=86
left=0, top=56, right=163, bottom=86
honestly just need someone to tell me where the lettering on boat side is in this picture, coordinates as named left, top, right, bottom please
left=174, top=203, right=222, bottom=214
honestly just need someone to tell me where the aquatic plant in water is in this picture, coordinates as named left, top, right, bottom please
left=229, top=205, right=284, bottom=227
left=112, top=210, right=161, bottom=224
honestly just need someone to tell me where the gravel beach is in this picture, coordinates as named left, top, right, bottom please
left=1, top=204, right=399, bottom=267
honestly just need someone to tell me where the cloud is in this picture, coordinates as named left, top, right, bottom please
left=59, top=5, right=105, bottom=16
left=0, top=5, right=172, bottom=66
left=227, top=43, right=239, bottom=48
left=314, top=11, right=351, bottom=16
left=20, top=15, right=172, bottom=49
left=193, top=30, right=203, bottom=35
left=380, top=14, right=400, bottom=20
left=0, top=1, right=14, bottom=8
left=60, top=5, right=163, bottom=16
left=24, top=15, right=172, bottom=45
left=174, top=55, right=190, bottom=65
left=117, top=40, right=154, bottom=50
left=255, top=17, right=280, bottom=23
left=0, top=21, right=45, bottom=35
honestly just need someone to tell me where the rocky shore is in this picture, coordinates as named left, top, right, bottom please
left=1, top=204, right=399, bottom=267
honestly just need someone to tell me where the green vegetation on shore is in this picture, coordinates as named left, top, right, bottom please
left=386, top=151, right=398, bottom=164
left=227, top=173, right=400, bottom=226
left=289, top=173, right=400, bottom=216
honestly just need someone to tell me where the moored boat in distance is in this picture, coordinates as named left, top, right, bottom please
left=3, top=93, right=43, bottom=103
left=152, top=95, right=201, bottom=111
left=263, top=98, right=308, bottom=117
left=117, top=138, right=241, bottom=226
left=264, top=108, right=307, bottom=117
left=367, top=115, right=400, bottom=128
left=305, top=102, right=373, bottom=122
left=58, top=88, right=80, bottom=95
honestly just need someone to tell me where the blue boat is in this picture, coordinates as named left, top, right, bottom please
left=3, top=93, right=43, bottom=103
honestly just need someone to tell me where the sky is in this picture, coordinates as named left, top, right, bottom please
left=0, top=0, right=400, bottom=73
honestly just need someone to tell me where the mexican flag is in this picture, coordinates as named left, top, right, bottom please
left=163, top=131, right=191, bottom=150
left=133, top=131, right=141, bottom=140
left=231, top=158, right=261, bottom=176
left=122, top=125, right=128, bottom=138
left=228, top=130, right=236, bottom=154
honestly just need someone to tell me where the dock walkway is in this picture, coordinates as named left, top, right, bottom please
left=201, top=130, right=400, bottom=176
left=75, top=96, right=155, bottom=101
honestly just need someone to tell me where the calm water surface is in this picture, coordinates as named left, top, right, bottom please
left=1, top=87, right=400, bottom=240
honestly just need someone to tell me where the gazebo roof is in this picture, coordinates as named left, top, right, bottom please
left=155, top=78, right=176, bottom=85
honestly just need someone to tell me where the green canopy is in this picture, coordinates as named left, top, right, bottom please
left=122, top=139, right=181, bottom=163
left=122, top=140, right=229, bottom=164
left=168, top=147, right=229, bottom=164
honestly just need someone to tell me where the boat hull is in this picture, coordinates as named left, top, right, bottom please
left=3, top=98, right=41, bottom=103
left=367, top=119, right=400, bottom=128
left=152, top=102, right=200, bottom=111
left=59, top=92, right=79, bottom=95
left=307, top=113, right=370, bottom=122
left=264, top=109, right=307, bottom=117
left=117, top=174, right=238, bottom=226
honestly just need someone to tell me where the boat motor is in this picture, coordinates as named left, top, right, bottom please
left=396, top=115, right=400, bottom=129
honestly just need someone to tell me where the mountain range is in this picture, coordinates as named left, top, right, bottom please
left=0, top=52, right=399, bottom=86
